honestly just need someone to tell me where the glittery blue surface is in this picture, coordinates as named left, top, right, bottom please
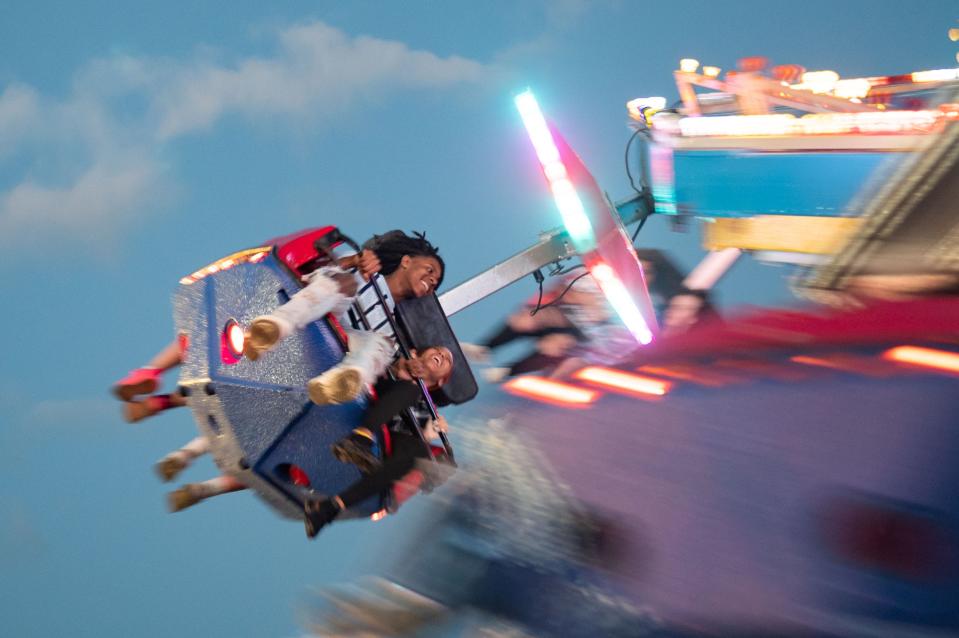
left=173, top=253, right=379, bottom=516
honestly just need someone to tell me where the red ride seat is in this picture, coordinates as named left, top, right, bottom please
left=266, top=226, right=343, bottom=278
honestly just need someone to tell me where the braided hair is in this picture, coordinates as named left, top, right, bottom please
left=362, top=230, right=445, bottom=289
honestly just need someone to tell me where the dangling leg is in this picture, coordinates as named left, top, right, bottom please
left=304, top=495, right=346, bottom=538
left=305, top=434, right=423, bottom=538
left=168, top=475, right=246, bottom=512
left=155, top=435, right=211, bottom=482
left=112, top=339, right=184, bottom=400
left=308, top=329, right=394, bottom=405
left=462, top=306, right=577, bottom=364
left=244, top=267, right=357, bottom=360
left=331, top=427, right=381, bottom=474
left=123, top=391, right=188, bottom=424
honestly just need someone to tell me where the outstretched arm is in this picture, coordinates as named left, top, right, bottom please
left=338, top=249, right=381, bottom=281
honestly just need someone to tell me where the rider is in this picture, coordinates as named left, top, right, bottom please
left=162, top=345, right=454, bottom=513
left=251, top=230, right=445, bottom=406
left=303, top=347, right=455, bottom=538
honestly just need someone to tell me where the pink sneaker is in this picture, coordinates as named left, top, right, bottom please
left=112, top=367, right=162, bottom=401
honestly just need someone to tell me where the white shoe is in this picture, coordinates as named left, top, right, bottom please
left=167, top=484, right=204, bottom=512
left=483, top=367, right=510, bottom=384
left=460, top=342, right=491, bottom=363
left=155, top=453, right=189, bottom=483
left=244, top=315, right=291, bottom=360
left=308, top=366, right=365, bottom=405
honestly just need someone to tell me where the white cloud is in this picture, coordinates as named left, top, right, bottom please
left=153, top=21, right=488, bottom=138
left=0, top=20, right=491, bottom=254
left=494, top=0, right=606, bottom=65
left=0, top=84, right=40, bottom=153
left=0, top=156, right=163, bottom=248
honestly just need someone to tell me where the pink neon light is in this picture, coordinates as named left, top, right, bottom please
left=515, top=90, right=593, bottom=242
left=589, top=263, right=653, bottom=344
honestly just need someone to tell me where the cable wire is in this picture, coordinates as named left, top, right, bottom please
left=530, top=271, right=592, bottom=316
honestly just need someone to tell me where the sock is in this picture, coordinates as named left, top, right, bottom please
left=194, top=475, right=245, bottom=498
left=144, top=394, right=174, bottom=412
left=180, top=436, right=210, bottom=458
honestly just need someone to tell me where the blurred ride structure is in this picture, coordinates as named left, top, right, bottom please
left=305, top=58, right=959, bottom=636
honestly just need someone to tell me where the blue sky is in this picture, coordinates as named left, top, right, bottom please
left=1, top=2, right=956, bottom=636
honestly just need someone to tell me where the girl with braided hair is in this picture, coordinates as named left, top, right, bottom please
left=361, top=230, right=445, bottom=290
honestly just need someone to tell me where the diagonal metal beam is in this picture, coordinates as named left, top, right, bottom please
left=438, top=230, right=575, bottom=317
left=438, top=195, right=647, bottom=317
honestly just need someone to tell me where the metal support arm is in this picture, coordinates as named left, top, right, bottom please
left=438, top=230, right=576, bottom=317
left=438, top=194, right=648, bottom=318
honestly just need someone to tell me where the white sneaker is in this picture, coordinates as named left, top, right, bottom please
left=460, top=342, right=491, bottom=363
left=244, top=315, right=291, bottom=360
left=155, top=453, right=188, bottom=483
left=483, top=367, right=510, bottom=384
left=308, top=366, right=365, bottom=405
left=167, top=484, right=204, bottom=512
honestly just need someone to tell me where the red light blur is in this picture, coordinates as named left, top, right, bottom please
left=227, top=323, right=245, bottom=356
left=220, top=319, right=244, bottom=364
left=502, top=376, right=600, bottom=408
left=737, top=56, right=768, bottom=73
left=177, top=332, right=190, bottom=358
left=637, top=364, right=737, bottom=387
left=883, top=345, right=959, bottom=375
left=574, top=366, right=671, bottom=398
left=790, top=354, right=894, bottom=377
left=771, top=64, right=806, bottom=83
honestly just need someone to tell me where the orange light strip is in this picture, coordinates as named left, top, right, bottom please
left=791, top=354, right=897, bottom=377
left=911, top=68, right=959, bottom=83
left=714, top=357, right=812, bottom=382
left=882, top=346, right=959, bottom=374
left=502, top=376, right=599, bottom=407
left=638, top=364, right=732, bottom=387
left=791, top=355, right=846, bottom=370
left=179, top=247, right=271, bottom=285
left=370, top=509, right=387, bottom=522
left=573, top=366, right=672, bottom=397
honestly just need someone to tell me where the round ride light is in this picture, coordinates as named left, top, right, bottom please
left=221, top=319, right=245, bottom=364
left=227, top=322, right=245, bottom=356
